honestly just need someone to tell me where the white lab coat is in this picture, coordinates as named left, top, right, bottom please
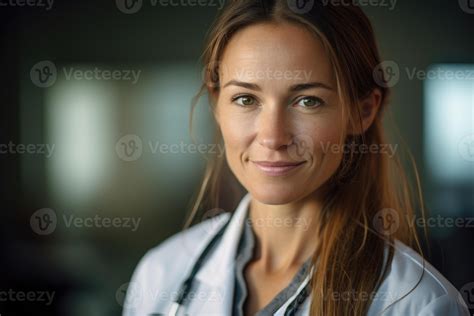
left=122, top=193, right=470, bottom=316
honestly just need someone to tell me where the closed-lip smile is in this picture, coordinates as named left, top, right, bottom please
left=252, top=160, right=306, bottom=167
left=251, top=160, right=306, bottom=176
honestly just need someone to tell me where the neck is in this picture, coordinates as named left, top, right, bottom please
left=248, top=192, right=322, bottom=273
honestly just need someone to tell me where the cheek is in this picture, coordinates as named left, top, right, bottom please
left=220, top=115, right=251, bottom=147
left=294, top=114, right=344, bottom=153
left=294, top=115, right=345, bottom=181
left=218, top=110, right=254, bottom=166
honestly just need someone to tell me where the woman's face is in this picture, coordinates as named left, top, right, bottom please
left=214, top=22, right=345, bottom=205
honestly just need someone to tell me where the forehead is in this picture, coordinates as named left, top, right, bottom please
left=220, top=22, right=335, bottom=84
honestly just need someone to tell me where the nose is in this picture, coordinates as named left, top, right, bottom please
left=256, top=105, right=293, bottom=150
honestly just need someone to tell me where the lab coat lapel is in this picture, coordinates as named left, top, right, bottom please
left=190, top=193, right=252, bottom=315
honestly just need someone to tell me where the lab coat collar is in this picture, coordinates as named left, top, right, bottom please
left=191, top=192, right=316, bottom=316
left=194, top=192, right=252, bottom=287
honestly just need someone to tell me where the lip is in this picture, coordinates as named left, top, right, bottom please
left=252, top=160, right=306, bottom=176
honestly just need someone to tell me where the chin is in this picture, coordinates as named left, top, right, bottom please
left=248, top=183, right=304, bottom=205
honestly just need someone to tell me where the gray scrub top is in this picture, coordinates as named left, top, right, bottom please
left=233, top=214, right=313, bottom=316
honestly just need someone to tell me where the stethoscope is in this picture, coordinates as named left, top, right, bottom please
left=165, top=215, right=315, bottom=316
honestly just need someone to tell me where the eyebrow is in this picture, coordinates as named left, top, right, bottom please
left=222, top=80, right=334, bottom=92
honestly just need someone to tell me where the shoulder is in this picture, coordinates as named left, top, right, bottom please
left=122, top=212, right=231, bottom=315
left=368, top=240, right=469, bottom=316
left=142, top=211, right=231, bottom=267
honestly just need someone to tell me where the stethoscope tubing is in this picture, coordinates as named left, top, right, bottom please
left=167, top=215, right=314, bottom=316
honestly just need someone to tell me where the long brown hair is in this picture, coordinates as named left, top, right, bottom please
left=185, top=0, right=427, bottom=314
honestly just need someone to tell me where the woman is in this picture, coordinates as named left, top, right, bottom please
left=123, top=0, right=470, bottom=315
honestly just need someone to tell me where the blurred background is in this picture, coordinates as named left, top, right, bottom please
left=0, top=0, right=473, bottom=315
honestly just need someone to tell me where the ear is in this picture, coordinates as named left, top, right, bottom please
left=349, top=88, right=382, bottom=135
